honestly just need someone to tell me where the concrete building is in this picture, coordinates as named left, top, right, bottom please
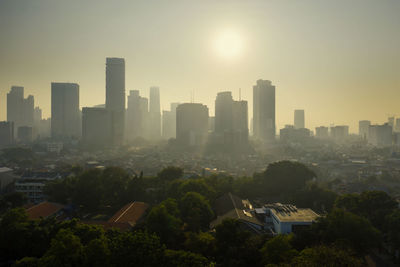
left=256, top=203, right=319, bottom=234
left=148, top=86, right=161, bottom=139
left=214, top=92, right=249, bottom=145
left=395, top=118, right=400, bottom=133
left=359, top=120, right=371, bottom=140
left=106, top=57, right=125, bottom=146
left=17, top=126, right=33, bottom=143
left=368, top=123, right=393, bottom=147
left=7, top=86, right=34, bottom=137
left=315, top=126, right=329, bottom=139
left=176, top=103, right=209, bottom=146
left=51, top=82, right=80, bottom=140
left=253, top=80, right=275, bottom=142
left=162, top=102, right=179, bottom=139
left=82, top=107, right=112, bottom=147
left=294, top=109, right=305, bottom=129
left=280, top=125, right=311, bottom=143
left=330, top=125, right=349, bottom=141
left=0, top=121, right=14, bottom=148
left=126, top=90, right=149, bottom=141
left=0, top=167, right=17, bottom=193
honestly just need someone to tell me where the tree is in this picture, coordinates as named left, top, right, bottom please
left=184, top=231, right=216, bottom=258
left=108, top=231, right=165, bottom=267
left=146, top=203, right=183, bottom=246
left=259, top=161, right=316, bottom=196
left=260, top=234, right=298, bottom=265
left=385, top=209, right=400, bottom=248
left=0, top=192, right=27, bottom=212
left=312, top=209, right=381, bottom=252
left=179, top=192, right=214, bottom=232
left=335, top=191, right=397, bottom=230
left=291, top=246, right=362, bottom=267
left=83, top=237, right=111, bottom=267
left=158, top=166, right=184, bottom=182
left=164, top=249, right=209, bottom=267
left=39, top=229, right=84, bottom=266
left=291, top=184, right=337, bottom=213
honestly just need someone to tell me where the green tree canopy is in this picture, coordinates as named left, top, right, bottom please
left=179, top=192, right=214, bottom=232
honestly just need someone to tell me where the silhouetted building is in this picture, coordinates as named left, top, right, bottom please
left=0, top=122, right=14, bottom=148
left=17, top=126, right=33, bottom=143
left=294, top=110, right=305, bottom=129
left=162, top=103, right=179, bottom=139
left=395, top=118, right=400, bottom=133
left=359, top=120, right=371, bottom=140
left=7, top=86, right=34, bottom=137
left=214, top=92, right=248, bottom=145
left=148, top=86, right=161, bottom=139
left=253, top=80, right=275, bottom=142
left=368, top=123, right=392, bottom=147
left=388, top=117, right=395, bottom=128
left=51, top=82, right=80, bottom=140
left=176, top=103, right=209, bottom=146
left=127, top=90, right=150, bottom=141
left=330, top=125, right=349, bottom=141
left=315, top=126, right=329, bottom=139
left=208, top=117, right=215, bottom=132
left=106, top=57, right=125, bottom=146
left=82, top=107, right=112, bottom=147
left=280, top=125, right=310, bottom=143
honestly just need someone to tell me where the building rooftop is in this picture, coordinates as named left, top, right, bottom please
left=0, top=167, right=13, bottom=173
left=26, top=201, right=65, bottom=220
left=108, top=201, right=149, bottom=226
left=266, top=203, right=319, bottom=223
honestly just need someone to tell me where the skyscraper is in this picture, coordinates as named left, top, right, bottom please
left=0, top=122, right=14, bottom=148
left=253, top=80, right=275, bottom=142
left=162, top=102, right=179, bottom=139
left=51, top=82, right=80, bottom=139
left=215, top=92, right=233, bottom=134
left=126, top=90, right=149, bottom=141
left=176, top=103, right=209, bottom=146
left=359, top=120, right=371, bottom=140
left=106, top=57, right=125, bottom=145
left=7, top=86, right=34, bottom=136
left=82, top=107, right=112, bottom=147
left=294, top=109, right=305, bottom=129
left=148, top=86, right=161, bottom=139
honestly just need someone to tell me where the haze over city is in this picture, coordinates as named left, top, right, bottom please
left=1, top=0, right=399, bottom=132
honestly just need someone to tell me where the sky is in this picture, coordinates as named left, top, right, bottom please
left=0, top=0, right=399, bottom=133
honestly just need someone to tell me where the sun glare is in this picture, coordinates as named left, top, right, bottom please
left=214, top=30, right=243, bottom=60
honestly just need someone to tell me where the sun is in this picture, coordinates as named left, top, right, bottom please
left=214, top=30, right=244, bottom=60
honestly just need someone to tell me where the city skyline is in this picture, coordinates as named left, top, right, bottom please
left=1, top=0, right=400, bottom=132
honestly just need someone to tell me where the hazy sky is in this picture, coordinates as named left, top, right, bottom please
left=1, top=0, right=399, bottom=132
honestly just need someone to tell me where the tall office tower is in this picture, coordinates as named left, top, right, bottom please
left=51, top=83, right=80, bottom=140
left=106, top=57, right=125, bottom=146
left=0, top=121, right=14, bottom=148
left=368, top=123, right=393, bottom=147
left=148, top=86, right=161, bottom=139
left=162, top=103, right=179, bottom=139
left=330, top=125, right=349, bottom=142
left=176, top=103, right=209, bottom=146
left=395, top=118, right=400, bottom=132
left=388, top=117, right=395, bottom=128
left=17, top=126, right=33, bottom=143
left=127, top=90, right=145, bottom=141
left=359, top=120, right=371, bottom=140
left=294, top=109, right=305, bottom=129
left=232, top=100, right=249, bottom=143
left=82, top=107, right=112, bottom=147
left=253, top=79, right=276, bottom=142
left=34, top=107, right=42, bottom=123
left=7, top=86, right=34, bottom=136
left=215, top=92, right=233, bottom=133
left=315, top=126, right=329, bottom=139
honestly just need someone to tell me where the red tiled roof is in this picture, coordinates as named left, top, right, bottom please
left=108, top=201, right=149, bottom=226
left=26, top=201, right=65, bottom=220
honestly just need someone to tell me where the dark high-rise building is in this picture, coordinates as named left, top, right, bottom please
left=149, top=86, right=161, bottom=139
left=51, top=82, right=80, bottom=139
left=359, top=120, right=371, bottom=140
left=106, top=57, right=125, bottom=146
left=17, top=126, right=33, bottom=143
left=368, top=123, right=393, bottom=147
left=126, top=90, right=149, bottom=141
left=315, top=126, right=329, bottom=139
left=215, top=92, right=233, bottom=134
left=232, top=100, right=249, bottom=143
left=294, top=109, right=305, bottom=129
left=176, top=103, right=209, bottom=146
left=7, top=86, right=34, bottom=136
left=82, top=107, right=112, bottom=147
left=0, top=121, right=14, bottom=148
left=162, top=102, right=179, bottom=139
left=253, top=80, right=275, bottom=142
left=330, top=125, right=349, bottom=142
